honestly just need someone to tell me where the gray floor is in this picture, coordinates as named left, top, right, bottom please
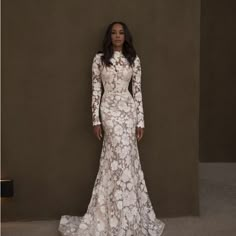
left=1, top=163, right=236, bottom=236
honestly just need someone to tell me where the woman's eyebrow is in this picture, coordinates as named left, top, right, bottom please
left=111, top=29, right=124, bottom=33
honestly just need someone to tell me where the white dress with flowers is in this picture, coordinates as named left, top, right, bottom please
left=58, top=51, right=165, bottom=236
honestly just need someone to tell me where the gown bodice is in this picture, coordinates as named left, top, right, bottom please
left=100, top=51, right=133, bottom=94
left=91, top=51, right=145, bottom=128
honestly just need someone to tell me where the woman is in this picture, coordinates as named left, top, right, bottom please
left=58, top=21, right=165, bottom=236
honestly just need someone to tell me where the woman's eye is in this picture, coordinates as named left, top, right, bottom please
left=111, top=31, right=124, bottom=35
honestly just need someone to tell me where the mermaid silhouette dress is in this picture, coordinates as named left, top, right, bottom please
left=58, top=51, right=165, bottom=235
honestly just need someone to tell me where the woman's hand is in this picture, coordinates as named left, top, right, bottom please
left=93, top=125, right=103, bottom=141
left=136, top=127, right=144, bottom=142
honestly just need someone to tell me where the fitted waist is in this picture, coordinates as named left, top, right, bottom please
left=102, top=90, right=133, bottom=100
left=103, top=90, right=130, bottom=95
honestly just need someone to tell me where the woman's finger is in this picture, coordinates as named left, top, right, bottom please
left=137, top=128, right=144, bottom=142
left=97, top=128, right=101, bottom=140
left=138, top=128, right=142, bottom=141
left=139, top=129, right=143, bottom=141
left=99, top=128, right=103, bottom=139
left=136, top=127, right=141, bottom=141
left=93, top=125, right=102, bottom=141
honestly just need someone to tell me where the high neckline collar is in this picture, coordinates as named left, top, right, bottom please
left=113, top=51, right=123, bottom=58
left=114, top=50, right=122, bottom=54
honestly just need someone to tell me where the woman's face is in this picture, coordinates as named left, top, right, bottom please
left=111, top=23, right=125, bottom=50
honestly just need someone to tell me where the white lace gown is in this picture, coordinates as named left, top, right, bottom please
left=58, top=51, right=165, bottom=235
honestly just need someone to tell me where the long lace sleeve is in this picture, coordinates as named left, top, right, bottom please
left=132, top=55, right=145, bottom=128
left=91, top=54, right=102, bottom=126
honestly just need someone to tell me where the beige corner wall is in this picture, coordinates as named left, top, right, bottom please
left=2, top=0, right=200, bottom=221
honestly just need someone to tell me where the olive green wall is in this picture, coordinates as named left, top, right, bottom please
left=2, top=0, right=200, bottom=221
left=200, top=0, right=236, bottom=162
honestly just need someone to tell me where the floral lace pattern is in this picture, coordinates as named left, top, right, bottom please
left=58, top=51, right=165, bottom=235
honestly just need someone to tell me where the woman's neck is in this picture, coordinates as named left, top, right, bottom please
left=113, top=46, right=122, bottom=52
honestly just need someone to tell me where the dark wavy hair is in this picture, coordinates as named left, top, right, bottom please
left=100, top=21, right=137, bottom=67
